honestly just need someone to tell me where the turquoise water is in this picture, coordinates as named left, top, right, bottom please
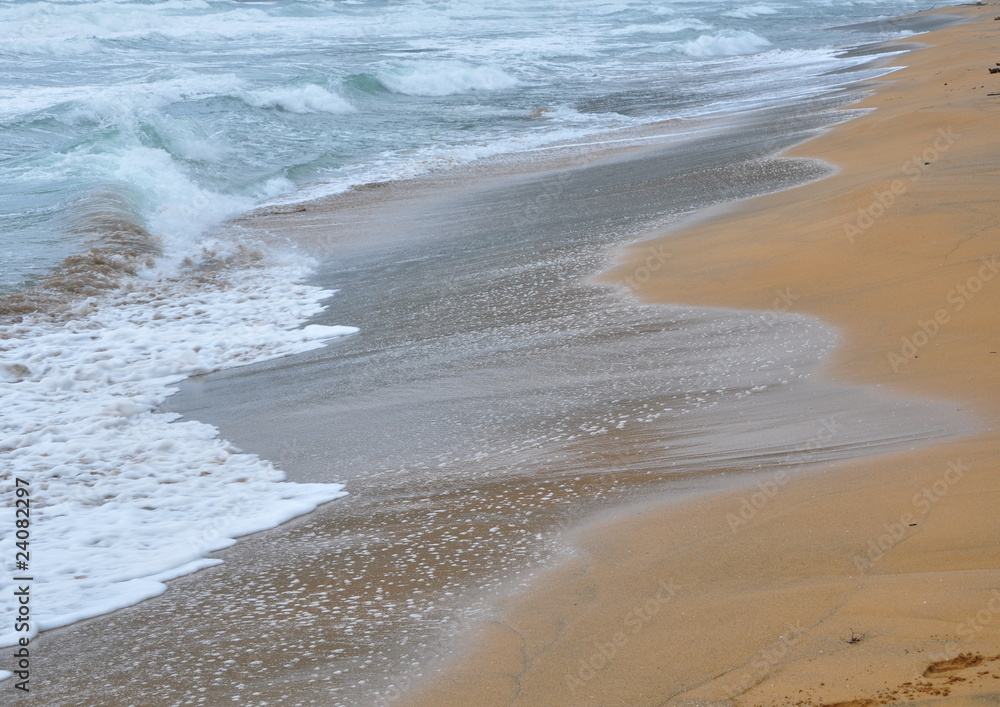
left=1, top=0, right=927, bottom=291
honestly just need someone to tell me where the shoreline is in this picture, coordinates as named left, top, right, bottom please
left=30, top=92, right=897, bottom=705
left=7, top=8, right=992, bottom=704
left=401, top=4, right=1000, bottom=706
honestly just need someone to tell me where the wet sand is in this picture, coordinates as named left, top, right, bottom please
left=403, top=4, right=1000, bottom=706
left=16, top=8, right=991, bottom=707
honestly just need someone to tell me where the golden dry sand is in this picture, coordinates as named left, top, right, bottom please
left=402, top=4, right=1000, bottom=706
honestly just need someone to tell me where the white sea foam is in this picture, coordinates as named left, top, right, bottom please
left=376, top=61, right=519, bottom=97
left=608, top=19, right=713, bottom=35
left=125, top=147, right=252, bottom=242
left=7, top=73, right=351, bottom=130
left=239, top=84, right=356, bottom=114
left=255, top=109, right=651, bottom=210
left=157, top=117, right=234, bottom=164
left=723, top=4, right=781, bottom=19
left=258, top=176, right=297, bottom=199
left=0, top=74, right=238, bottom=125
left=63, top=74, right=247, bottom=126
left=10, top=72, right=352, bottom=134
left=0, top=254, right=357, bottom=649
left=0, top=36, right=101, bottom=56
left=445, top=35, right=601, bottom=60
left=678, top=30, right=772, bottom=57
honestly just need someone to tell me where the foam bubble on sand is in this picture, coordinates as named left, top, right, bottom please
left=0, top=255, right=356, bottom=649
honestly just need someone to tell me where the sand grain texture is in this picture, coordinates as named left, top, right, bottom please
left=403, top=5, right=1000, bottom=706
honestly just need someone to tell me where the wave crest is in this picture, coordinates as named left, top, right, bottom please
left=678, top=30, right=772, bottom=58
left=723, top=4, right=780, bottom=20
left=375, top=61, right=519, bottom=97
left=238, top=84, right=355, bottom=114
left=0, top=191, right=159, bottom=322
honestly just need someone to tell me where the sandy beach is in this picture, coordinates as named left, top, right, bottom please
left=14, top=5, right=1000, bottom=707
left=401, top=4, right=1000, bottom=706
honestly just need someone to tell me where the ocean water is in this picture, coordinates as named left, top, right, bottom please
left=0, top=0, right=941, bottom=659
left=0, top=0, right=930, bottom=293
